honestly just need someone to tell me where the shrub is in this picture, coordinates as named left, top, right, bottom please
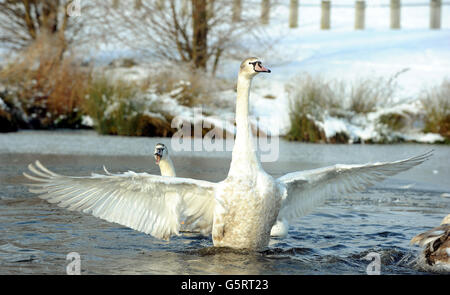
left=0, top=35, right=91, bottom=129
left=286, top=74, right=341, bottom=117
left=285, top=73, right=401, bottom=143
left=84, top=77, right=174, bottom=137
left=285, top=112, right=326, bottom=142
left=84, top=77, right=139, bottom=135
left=421, top=79, right=450, bottom=141
left=285, top=74, right=339, bottom=142
left=141, top=66, right=227, bottom=108
left=377, top=112, right=410, bottom=132
left=135, top=114, right=175, bottom=137
left=348, top=76, right=396, bottom=114
left=0, top=108, right=17, bottom=132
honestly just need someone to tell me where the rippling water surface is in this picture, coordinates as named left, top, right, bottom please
left=0, top=131, right=449, bottom=274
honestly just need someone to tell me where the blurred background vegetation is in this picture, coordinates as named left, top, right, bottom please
left=0, top=0, right=448, bottom=144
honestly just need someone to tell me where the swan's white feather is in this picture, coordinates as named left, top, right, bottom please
left=24, top=161, right=216, bottom=240
left=276, top=151, right=433, bottom=222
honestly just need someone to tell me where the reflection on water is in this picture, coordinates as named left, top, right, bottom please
left=0, top=132, right=449, bottom=274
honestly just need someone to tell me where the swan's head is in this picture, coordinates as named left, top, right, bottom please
left=154, top=143, right=168, bottom=165
left=239, top=57, right=271, bottom=79
left=442, top=214, right=450, bottom=225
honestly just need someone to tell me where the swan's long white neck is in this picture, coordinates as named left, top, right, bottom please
left=158, top=157, right=176, bottom=177
left=228, top=73, right=261, bottom=176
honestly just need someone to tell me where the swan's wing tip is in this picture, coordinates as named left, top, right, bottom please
left=409, top=150, right=433, bottom=162
left=421, top=149, right=434, bottom=159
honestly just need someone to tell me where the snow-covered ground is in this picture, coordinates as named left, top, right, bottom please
left=219, top=1, right=450, bottom=142
left=3, top=1, right=449, bottom=143
left=102, top=1, right=449, bottom=143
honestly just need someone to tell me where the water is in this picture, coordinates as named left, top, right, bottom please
left=0, top=130, right=449, bottom=274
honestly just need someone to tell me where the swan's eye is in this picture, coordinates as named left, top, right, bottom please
left=155, top=148, right=164, bottom=156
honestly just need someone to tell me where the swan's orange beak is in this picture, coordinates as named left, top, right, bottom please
left=255, top=63, right=271, bottom=73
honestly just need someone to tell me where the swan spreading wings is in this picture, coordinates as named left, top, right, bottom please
left=24, top=58, right=432, bottom=250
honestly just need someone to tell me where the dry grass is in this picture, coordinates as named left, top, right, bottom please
left=83, top=77, right=140, bottom=135
left=286, top=73, right=399, bottom=142
left=285, top=74, right=340, bottom=142
left=421, top=79, right=450, bottom=141
left=377, top=112, right=410, bottom=131
left=84, top=77, right=175, bottom=137
left=141, top=65, right=227, bottom=108
left=286, top=74, right=341, bottom=117
left=0, top=34, right=91, bottom=128
left=348, top=76, right=396, bottom=114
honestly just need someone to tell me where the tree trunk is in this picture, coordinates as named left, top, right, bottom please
left=192, top=0, right=208, bottom=70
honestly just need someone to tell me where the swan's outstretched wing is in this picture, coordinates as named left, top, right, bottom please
left=411, top=215, right=450, bottom=248
left=410, top=224, right=450, bottom=248
left=276, top=151, right=432, bottom=222
left=24, top=161, right=216, bottom=240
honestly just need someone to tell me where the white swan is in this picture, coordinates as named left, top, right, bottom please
left=153, top=142, right=285, bottom=237
left=154, top=143, right=176, bottom=177
left=153, top=142, right=200, bottom=233
left=411, top=214, right=450, bottom=271
left=24, top=57, right=432, bottom=250
left=153, top=142, right=284, bottom=237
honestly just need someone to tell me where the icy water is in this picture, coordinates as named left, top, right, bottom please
left=0, top=131, right=449, bottom=274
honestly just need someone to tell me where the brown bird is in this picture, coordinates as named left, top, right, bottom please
left=411, top=214, right=450, bottom=271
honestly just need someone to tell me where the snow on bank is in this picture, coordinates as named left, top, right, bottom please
left=130, top=20, right=449, bottom=143
left=212, top=1, right=450, bottom=143
left=2, top=1, right=443, bottom=143
left=99, top=62, right=445, bottom=143
left=313, top=102, right=445, bottom=143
